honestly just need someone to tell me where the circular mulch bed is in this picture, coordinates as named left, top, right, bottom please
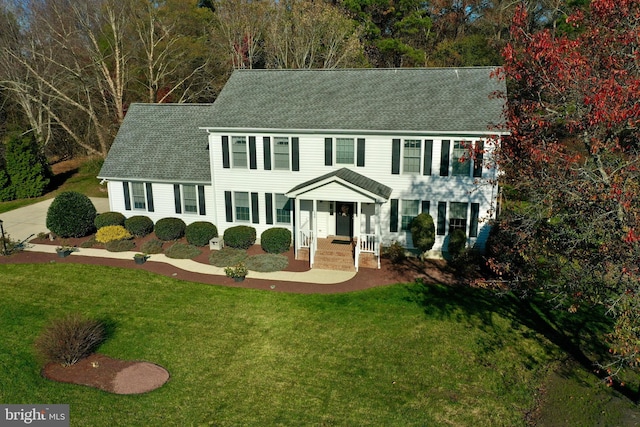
left=42, top=354, right=170, bottom=394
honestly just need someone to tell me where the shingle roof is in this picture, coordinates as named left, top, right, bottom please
left=98, top=103, right=213, bottom=182
left=287, top=168, right=392, bottom=200
left=207, top=67, right=506, bottom=133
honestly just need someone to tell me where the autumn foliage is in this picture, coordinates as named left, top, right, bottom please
left=491, top=0, right=640, bottom=378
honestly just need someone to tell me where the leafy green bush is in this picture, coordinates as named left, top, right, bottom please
left=245, top=254, right=288, bottom=272
left=209, top=247, right=247, bottom=267
left=46, top=191, right=97, bottom=238
left=94, top=212, right=125, bottom=229
left=0, top=161, right=14, bottom=201
left=165, top=242, right=201, bottom=259
left=223, top=225, right=256, bottom=250
left=124, top=215, right=154, bottom=237
left=260, top=227, right=291, bottom=254
left=447, top=229, right=467, bottom=259
left=95, top=225, right=132, bottom=243
left=140, top=239, right=164, bottom=254
left=34, top=313, right=105, bottom=366
left=410, top=213, right=436, bottom=255
left=185, top=221, right=218, bottom=246
left=154, top=217, right=186, bottom=241
left=3, top=133, right=51, bottom=200
left=105, top=239, right=135, bottom=252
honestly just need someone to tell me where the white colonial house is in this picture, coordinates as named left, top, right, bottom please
left=98, top=67, right=506, bottom=270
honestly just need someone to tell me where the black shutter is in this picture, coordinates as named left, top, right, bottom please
left=437, top=202, right=447, bottom=235
left=423, top=140, right=433, bottom=176
left=470, top=203, right=480, bottom=237
left=390, top=199, right=399, bottom=232
left=325, top=138, right=333, bottom=166
left=291, top=137, right=299, bottom=171
left=391, top=139, right=401, bottom=174
left=265, top=193, right=273, bottom=225
left=473, top=141, right=484, bottom=178
left=198, top=185, right=206, bottom=215
left=263, top=137, right=271, bottom=170
left=421, top=200, right=430, bottom=214
left=251, top=192, right=259, bottom=224
left=123, top=182, right=131, bottom=211
left=225, top=191, right=233, bottom=222
left=356, top=138, right=365, bottom=167
left=222, top=136, right=230, bottom=168
left=440, top=140, right=450, bottom=176
left=173, top=185, right=182, bottom=214
left=145, top=183, right=154, bottom=212
left=249, top=136, right=257, bottom=169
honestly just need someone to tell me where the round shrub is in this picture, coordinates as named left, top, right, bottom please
left=94, top=211, right=125, bottom=229
left=154, top=217, right=186, bottom=241
left=124, top=215, right=154, bottom=237
left=223, top=225, right=256, bottom=250
left=46, top=191, right=97, bottom=238
left=95, top=225, right=132, bottom=243
left=260, top=227, right=291, bottom=254
left=447, top=229, right=467, bottom=259
left=105, top=239, right=135, bottom=252
left=185, top=221, right=218, bottom=247
left=140, top=238, right=164, bottom=254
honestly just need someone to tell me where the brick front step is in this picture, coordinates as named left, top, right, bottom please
left=313, top=250, right=355, bottom=272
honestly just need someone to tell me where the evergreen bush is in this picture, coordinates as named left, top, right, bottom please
left=124, top=215, right=154, bottom=237
left=46, top=192, right=97, bottom=238
left=260, top=227, right=291, bottom=254
left=95, top=225, right=132, bottom=243
left=223, top=225, right=256, bottom=250
left=154, top=217, right=186, bottom=241
left=409, top=213, right=436, bottom=256
left=447, top=229, right=467, bottom=259
left=185, top=221, right=218, bottom=246
left=94, top=212, right=126, bottom=229
left=3, top=133, right=51, bottom=199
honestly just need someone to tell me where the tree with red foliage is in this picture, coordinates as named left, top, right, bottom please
left=489, top=0, right=640, bottom=381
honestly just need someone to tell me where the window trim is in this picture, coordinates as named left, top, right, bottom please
left=449, top=202, right=469, bottom=234
left=401, top=199, right=420, bottom=231
left=275, top=193, right=292, bottom=224
left=234, top=191, right=250, bottom=222
left=131, top=182, right=147, bottom=210
left=231, top=136, right=248, bottom=168
left=335, top=137, right=355, bottom=165
left=402, top=139, right=422, bottom=174
left=273, top=137, right=290, bottom=170
left=451, top=140, right=472, bottom=177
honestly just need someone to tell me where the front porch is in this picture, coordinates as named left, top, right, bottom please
left=296, top=236, right=380, bottom=272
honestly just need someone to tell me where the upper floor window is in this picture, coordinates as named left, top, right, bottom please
left=403, top=140, right=421, bottom=174
left=336, top=138, right=355, bottom=164
left=273, top=137, right=290, bottom=170
left=452, top=141, right=472, bottom=176
left=232, top=136, right=247, bottom=168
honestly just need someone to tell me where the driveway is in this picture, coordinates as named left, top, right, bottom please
left=0, top=197, right=110, bottom=244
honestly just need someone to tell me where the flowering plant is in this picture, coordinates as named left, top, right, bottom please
left=224, top=262, right=248, bottom=278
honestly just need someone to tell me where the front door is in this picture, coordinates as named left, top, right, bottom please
left=335, top=202, right=354, bottom=238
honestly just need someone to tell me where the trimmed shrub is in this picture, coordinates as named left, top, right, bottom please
left=94, top=211, right=125, bottom=229
left=95, top=225, right=132, bottom=243
left=34, top=313, right=105, bottom=366
left=409, top=213, right=436, bottom=255
left=165, top=242, right=201, bottom=259
left=245, top=254, right=288, bottom=272
left=209, top=247, right=247, bottom=267
left=447, top=229, right=467, bottom=259
left=185, top=221, right=218, bottom=247
left=154, top=217, right=186, bottom=241
left=46, top=191, right=97, bottom=238
left=260, top=227, right=291, bottom=254
left=140, top=239, right=164, bottom=254
left=105, top=239, right=135, bottom=252
left=223, top=225, right=256, bottom=250
left=124, top=215, right=154, bottom=237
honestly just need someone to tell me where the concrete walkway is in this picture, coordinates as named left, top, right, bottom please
left=2, top=197, right=356, bottom=284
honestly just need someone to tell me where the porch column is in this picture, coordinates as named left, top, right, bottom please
left=356, top=201, right=361, bottom=243
left=294, top=197, right=300, bottom=259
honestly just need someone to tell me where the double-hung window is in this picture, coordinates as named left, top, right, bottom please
left=449, top=202, right=468, bottom=233
left=274, top=137, right=290, bottom=170
left=336, top=138, right=355, bottom=164
left=182, top=185, right=198, bottom=214
left=452, top=141, right=471, bottom=176
left=232, top=136, right=247, bottom=168
left=403, top=140, right=421, bottom=174
left=401, top=200, right=420, bottom=231
left=275, top=194, right=291, bottom=224
left=131, top=182, right=146, bottom=210
left=235, top=192, right=250, bottom=221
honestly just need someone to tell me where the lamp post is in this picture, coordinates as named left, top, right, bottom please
left=0, top=219, right=7, bottom=255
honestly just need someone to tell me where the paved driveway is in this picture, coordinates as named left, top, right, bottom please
left=0, top=197, right=110, bottom=244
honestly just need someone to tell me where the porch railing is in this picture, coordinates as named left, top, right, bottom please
left=299, top=229, right=315, bottom=268
left=355, top=233, right=380, bottom=270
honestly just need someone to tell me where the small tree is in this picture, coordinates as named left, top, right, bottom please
left=46, top=192, right=97, bottom=238
left=4, top=133, right=51, bottom=199
left=409, top=213, right=435, bottom=258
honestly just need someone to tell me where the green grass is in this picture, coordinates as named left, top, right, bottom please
left=1, top=265, right=563, bottom=426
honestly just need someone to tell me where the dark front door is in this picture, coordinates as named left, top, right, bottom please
left=335, top=202, right=354, bottom=238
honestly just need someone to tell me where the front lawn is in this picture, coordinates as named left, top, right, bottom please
left=0, top=264, right=635, bottom=426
